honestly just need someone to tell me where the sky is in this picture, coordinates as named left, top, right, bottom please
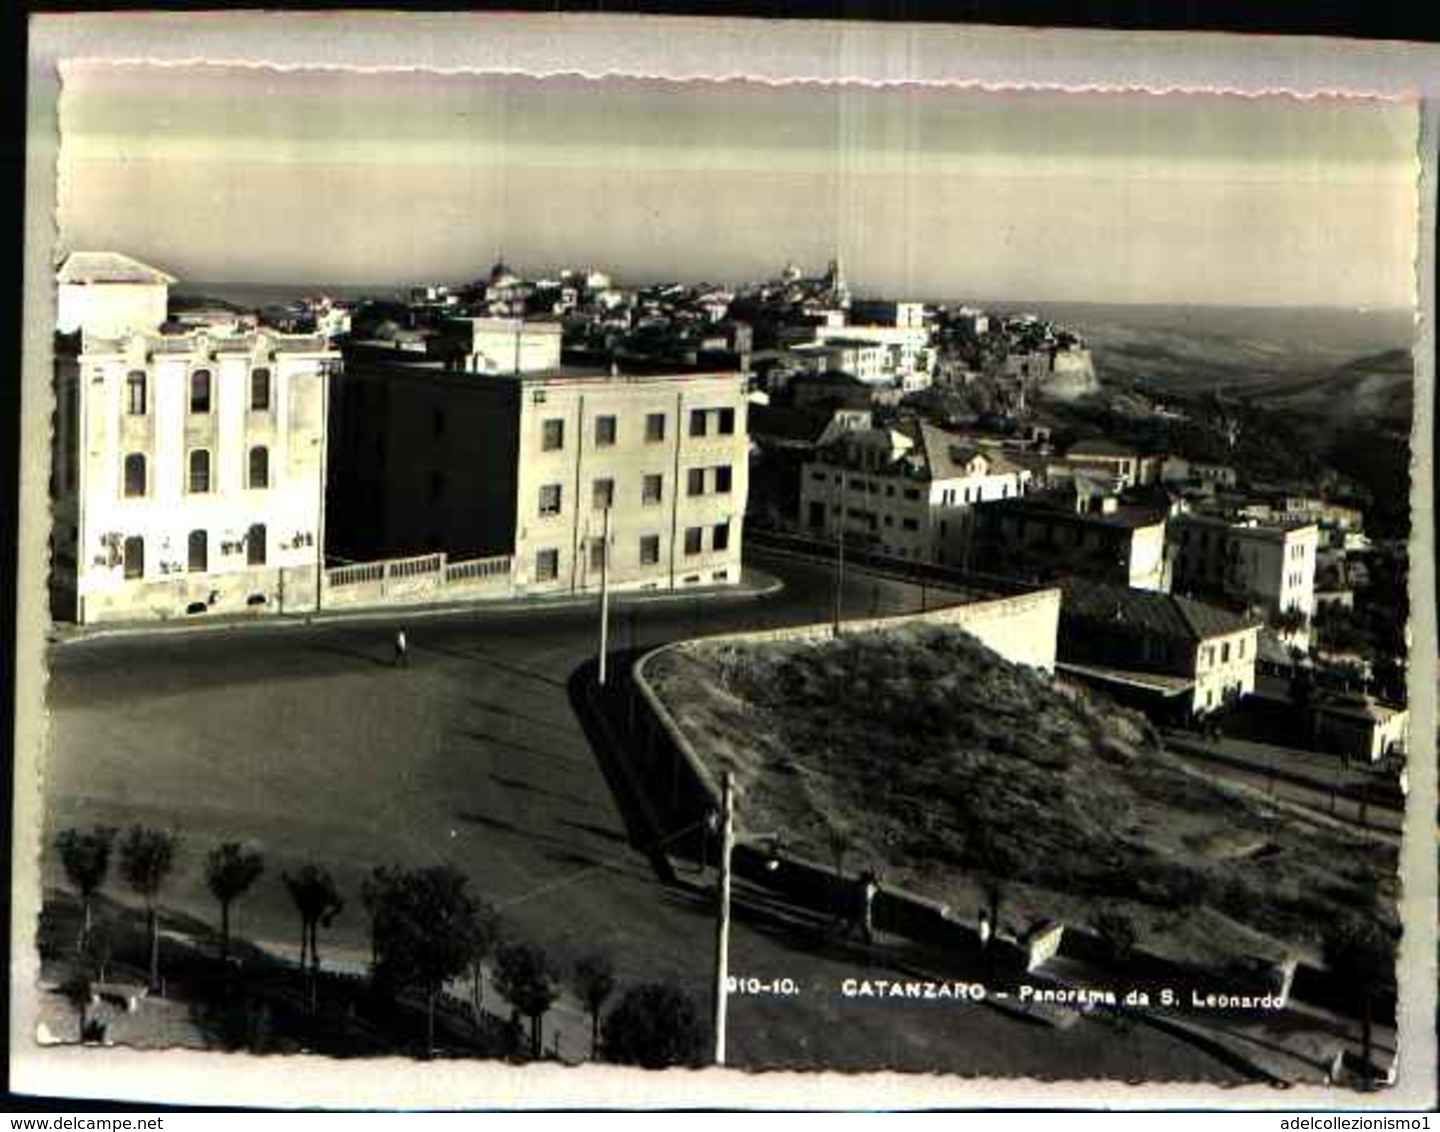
left=58, top=63, right=1420, bottom=309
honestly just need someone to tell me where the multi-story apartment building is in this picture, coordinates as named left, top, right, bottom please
left=330, top=349, right=750, bottom=594
left=797, top=422, right=1029, bottom=566
left=973, top=494, right=1171, bottom=592
left=53, top=326, right=338, bottom=624
left=1168, top=513, right=1319, bottom=624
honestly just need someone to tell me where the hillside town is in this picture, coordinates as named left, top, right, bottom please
left=45, top=250, right=1406, bottom=1085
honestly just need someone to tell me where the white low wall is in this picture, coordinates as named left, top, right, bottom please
left=681, top=587, right=1061, bottom=673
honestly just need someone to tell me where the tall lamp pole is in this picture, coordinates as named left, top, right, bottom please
left=832, top=471, right=846, bottom=637
left=598, top=505, right=612, bottom=686
left=712, top=770, right=735, bottom=1066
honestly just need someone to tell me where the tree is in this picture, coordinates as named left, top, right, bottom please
left=572, top=952, right=616, bottom=1059
left=360, top=865, right=401, bottom=968
left=1323, top=917, right=1395, bottom=1089
left=204, top=842, right=265, bottom=975
left=601, top=982, right=705, bottom=1068
left=465, top=901, right=501, bottom=1024
left=370, top=864, right=480, bottom=1057
left=55, top=826, right=117, bottom=949
left=1092, top=911, right=1138, bottom=968
left=282, top=864, right=343, bottom=1013
left=493, top=941, right=559, bottom=1059
left=117, top=826, right=179, bottom=991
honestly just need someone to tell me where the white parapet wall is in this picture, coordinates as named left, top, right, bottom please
left=670, top=586, right=1061, bottom=673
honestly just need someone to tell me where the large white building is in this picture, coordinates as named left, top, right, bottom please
left=1169, top=513, right=1319, bottom=626
left=798, top=421, right=1029, bottom=566
left=52, top=253, right=339, bottom=624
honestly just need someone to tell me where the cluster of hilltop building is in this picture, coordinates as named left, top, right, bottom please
left=49, top=251, right=1403, bottom=762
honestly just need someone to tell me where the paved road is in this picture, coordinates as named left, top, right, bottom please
left=41, top=550, right=1243, bottom=1080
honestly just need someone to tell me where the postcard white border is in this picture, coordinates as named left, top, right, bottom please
left=16, top=12, right=1439, bottom=1111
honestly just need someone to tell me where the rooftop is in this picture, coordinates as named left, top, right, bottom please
left=986, top=494, right=1168, bottom=532
left=1061, top=578, right=1260, bottom=643
left=57, top=251, right=178, bottom=287
left=1066, top=438, right=1138, bottom=459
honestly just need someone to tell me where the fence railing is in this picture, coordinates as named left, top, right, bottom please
left=446, top=556, right=511, bottom=583
left=324, top=552, right=514, bottom=596
left=327, top=561, right=386, bottom=588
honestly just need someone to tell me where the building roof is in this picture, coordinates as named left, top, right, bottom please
left=748, top=404, right=833, bottom=446
left=986, top=494, right=1168, bottom=532
left=1057, top=662, right=1195, bottom=697
left=1066, top=438, right=1137, bottom=459
left=57, top=251, right=178, bottom=287
left=1061, top=578, right=1259, bottom=643
left=908, top=421, right=1025, bottom=480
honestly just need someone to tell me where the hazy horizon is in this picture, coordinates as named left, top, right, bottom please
left=62, top=64, right=1421, bottom=311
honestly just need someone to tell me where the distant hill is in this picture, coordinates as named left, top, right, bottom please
left=1238, top=348, right=1414, bottom=431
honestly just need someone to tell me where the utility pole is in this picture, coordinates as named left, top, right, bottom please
left=713, top=770, right=735, bottom=1066
left=598, top=505, right=612, bottom=686
left=833, top=472, right=846, bottom=637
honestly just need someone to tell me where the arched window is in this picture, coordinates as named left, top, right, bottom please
left=126, top=370, right=147, bottom=415
left=248, top=446, right=270, bottom=489
left=188, top=449, right=211, bottom=493
left=123, top=453, right=146, bottom=498
left=190, top=369, right=212, bottom=414
left=246, top=523, right=267, bottom=566
left=123, top=536, right=144, bottom=579
left=187, top=530, right=208, bottom=573
left=250, top=367, right=271, bottom=411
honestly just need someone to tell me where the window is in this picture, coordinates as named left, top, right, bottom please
left=595, top=415, right=617, bottom=447
left=123, top=536, right=144, bottom=580
left=646, top=413, right=666, bottom=443
left=901, top=518, right=919, bottom=531
left=536, top=548, right=559, bottom=581
left=811, top=471, right=827, bottom=483
left=250, top=367, right=271, bottom=411
left=187, top=530, right=208, bottom=573
left=684, top=526, right=703, bottom=556
left=718, top=407, right=736, bottom=435
left=1221, top=642, right=1231, bottom=664
left=715, top=465, right=733, bottom=493
left=189, top=449, right=212, bottom=494
left=1238, top=639, right=1246, bottom=659
left=640, top=535, right=660, bottom=565
left=688, top=468, right=706, bottom=497
left=689, top=409, right=708, bottom=438
left=249, top=446, right=270, bottom=489
left=126, top=370, right=147, bottom=415
left=904, top=488, right=920, bottom=501
left=246, top=524, right=267, bottom=566
left=713, top=522, right=730, bottom=552
left=123, top=453, right=146, bottom=498
left=542, top=418, right=565, bottom=451
left=190, top=369, right=212, bottom=414
left=643, top=474, right=663, bottom=505
left=539, top=483, right=563, bottom=516
left=593, top=478, right=615, bottom=510
left=590, top=540, right=606, bottom=571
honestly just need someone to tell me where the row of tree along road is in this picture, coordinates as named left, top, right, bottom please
left=52, top=824, right=706, bottom=1066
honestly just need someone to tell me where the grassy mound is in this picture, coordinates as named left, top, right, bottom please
left=646, top=624, right=1397, bottom=967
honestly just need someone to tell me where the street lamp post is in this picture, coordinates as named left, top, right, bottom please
left=598, top=506, right=612, bottom=686
left=833, top=472, right=847, bottom=637
left=712, top=770, right=735, bottom=1066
